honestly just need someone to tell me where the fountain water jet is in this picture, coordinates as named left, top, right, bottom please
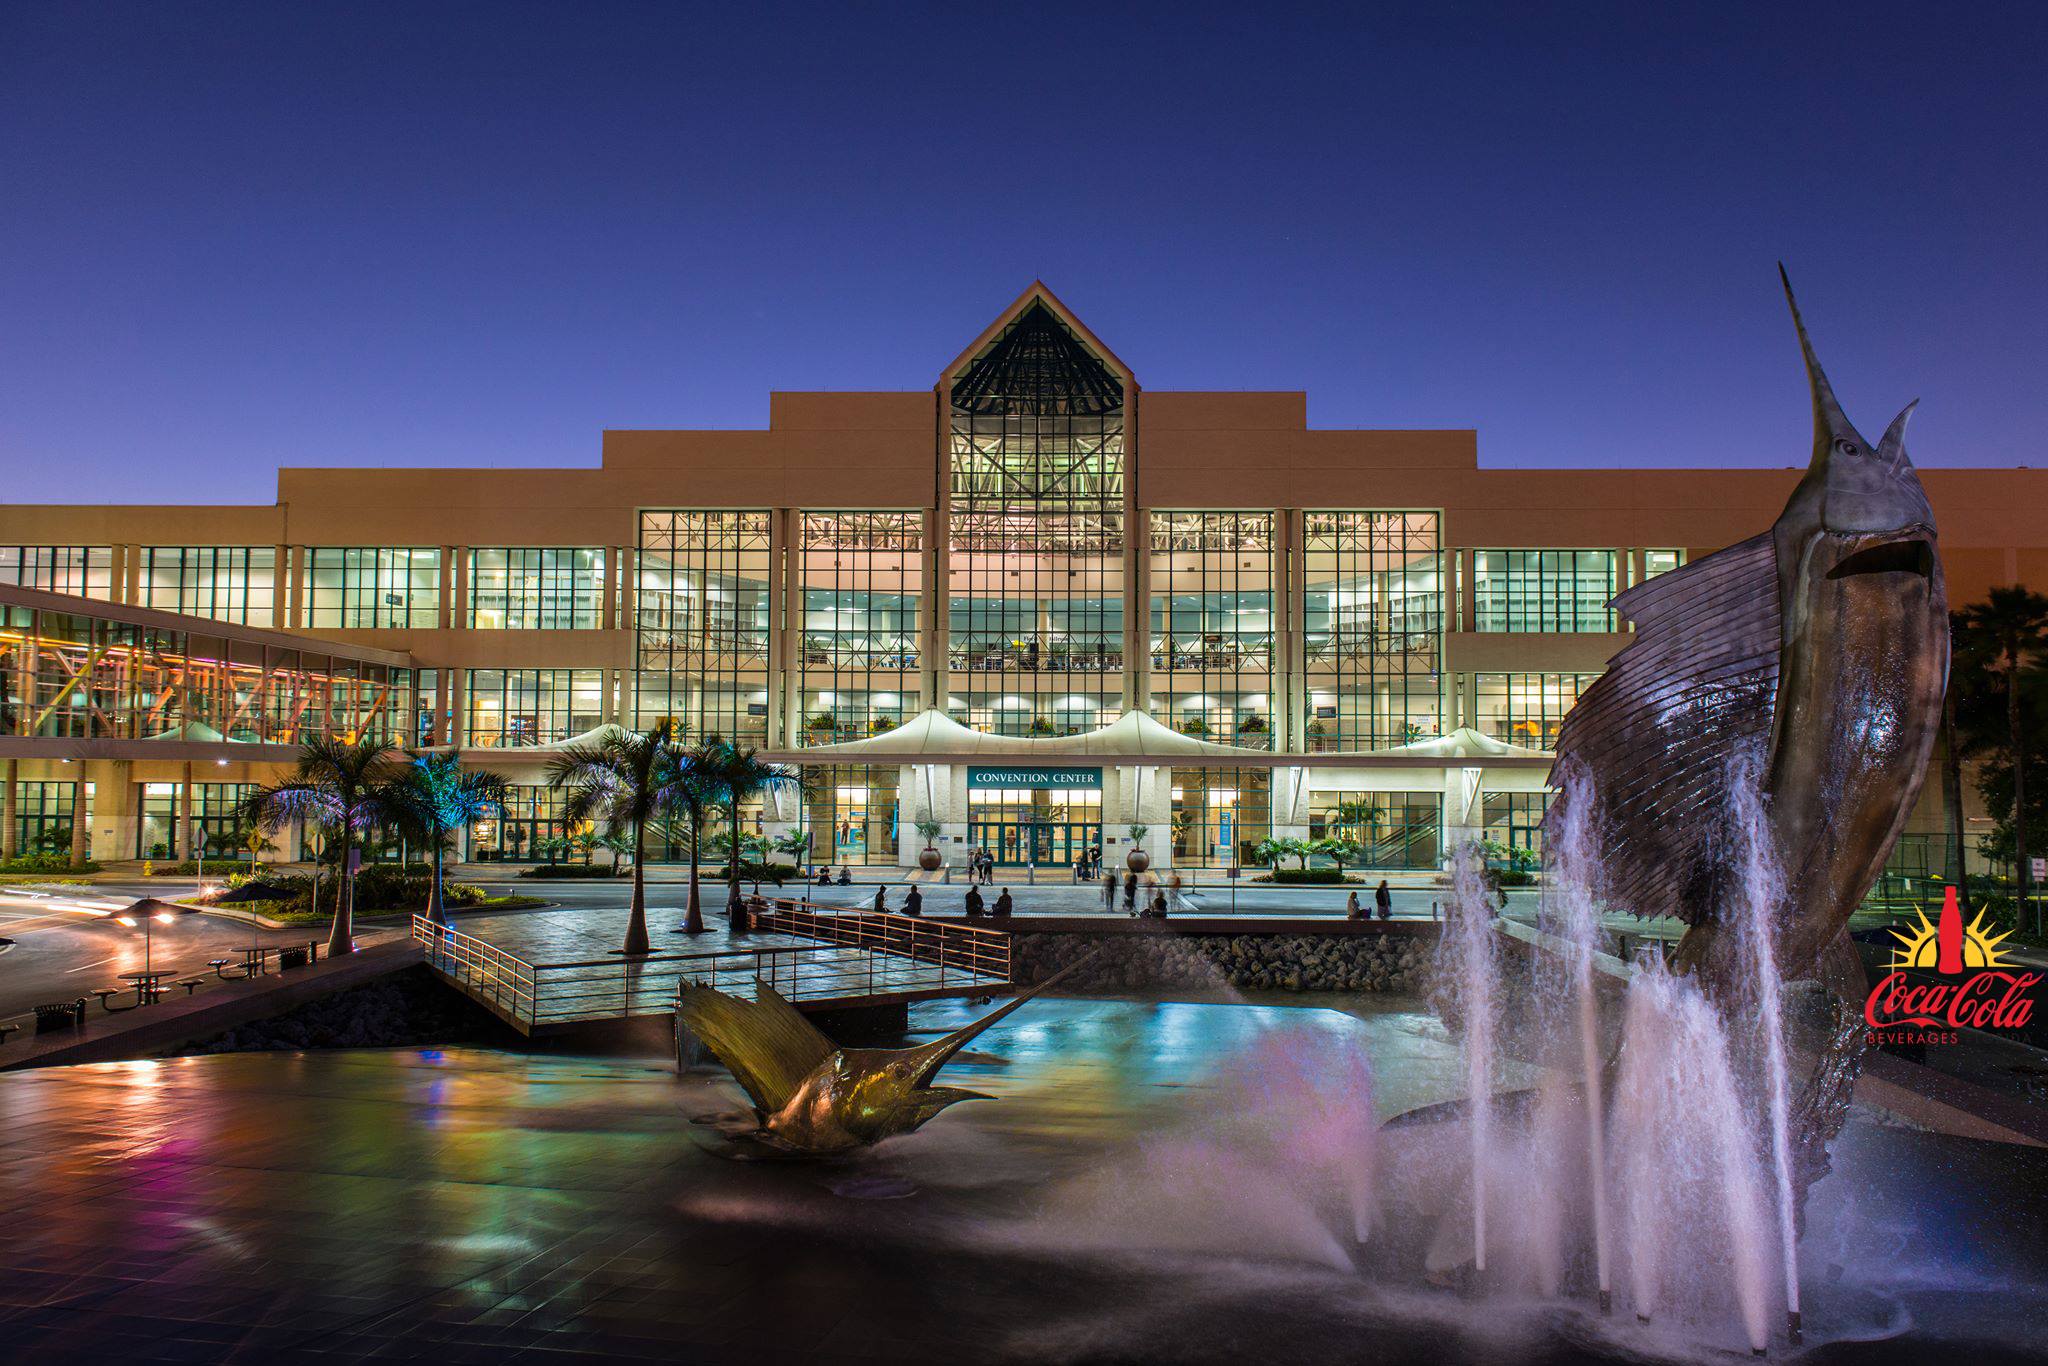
left=1544, top=761, right=1613, bottom=1311
left=1440, top=841, right=1500, bottom=1276
left=1726, top=746, right=1804, bottom=1344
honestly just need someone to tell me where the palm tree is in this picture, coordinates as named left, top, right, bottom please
left=1955, top=586, right=2048, bottom=934
left=383, top=750, right=508, bottom=924
left=547, top=721, right=691, bottom=954
left=696, top=738, right=802, bottom=925
left=1331, top=798, right=1384, bottom=848
left=239, top=735, right=399, bottom=956
left=665, top=737, right=728, bottom=934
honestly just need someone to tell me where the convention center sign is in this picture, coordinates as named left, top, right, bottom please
left=966, top=766, right=1103, bottom=789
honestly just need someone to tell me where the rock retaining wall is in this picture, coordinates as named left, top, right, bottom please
left=1011, top=928, right=1433, bottom=994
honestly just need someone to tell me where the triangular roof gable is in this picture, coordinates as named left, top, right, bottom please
left=938, top=281, right=1138, bottom=395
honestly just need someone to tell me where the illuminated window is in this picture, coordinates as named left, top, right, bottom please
left=135, top=547, right=276, bottom=624
left=1149, top=513, right=1275, bottom=747
left=1642, top=548, right=1685, bottom=580
left=634, top=511, right=772, bottom=745
left=1306, top=789, right=1442, bottom=869
left=305, top=548, right=441, bottom=629
left=464, top=669, right=606, bottom=747
left=1472, top=550, right=1617, bottom=633
left=1301, top=512, right=1443, bottom=749
left=0, top=546, right=114, bottom=599
left=1470, top=672, right=1599, bottom=750
left=467, top=548, right=606, bottom=629
left=948, top=303, right=1125, bottom=737
left=796, top=513, right=922, bottom=744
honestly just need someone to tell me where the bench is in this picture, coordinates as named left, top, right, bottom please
left=91, top=988, right=123, bottom=1011
left=34, top=1000, right=85, bottom=1033
left=0, top=1023, right=18, bottom=1045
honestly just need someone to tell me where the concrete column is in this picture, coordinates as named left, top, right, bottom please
left=447, top=546, right=466, bottom=630
left=600, top=544, right=618, bottom=630
left=1279, top=509, right=1304, bottom=754
left=271, top=543, right=289, bottom=628
left=288, top=546, right=307, bottom=629
left=178, top=762, right=196, bottom=859
left=69, top=774, right=89, bottom=865
left=89, top=761, right=133, bottom=863
left=448, top=670, right=467, bottom=747
left=1271, top=765, right=1312, bottom=842
left=0, top=758, right=16, bottom=862
left=772, top=509, right=798, bottom=750
left=923, top=506, right=946, bottom=715
left=122, top=544, right=142, bottom=604
left=1461, top=548, right=1478, bottom=633
left=618, top=545, right=639, bottom=727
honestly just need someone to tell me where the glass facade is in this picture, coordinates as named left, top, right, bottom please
left=467, top=548, right=606, bottom=629
left=1471, top=672, right=1599, bottom=750
left=135, top=782, right=259, bottom=859
left=0, top=601, right=412, bottom=744
left=305, top=548, right=442, bottom=629
left=464, top=668, right=606, bottom=747
left=1302, top=512, right=1443, bottom=750
left=135, top=546, right=277, bottom=624
left=795, top=513, right=921, bottom=743
left=1472, top=549, right=1617, bottom=633
left=468, top=785, right=569, bottom=862
left=1483, top=790, right=1555, bottom=862
left=1307, top=789, right=1443, bottom=869
left=1643, top=548, right=1684, bottom=580
left=635, top=511, right=772, bottom=745
left=947, top=303, right=1125, bottom=737
left=801, top=764, right=902, bottom=867
left=0, top=546, right=114, bottom=599
left=1149, top=513, right=1275, bottom=746
left=1171, top=767, right=1271, bottom=867
left=9, top=781, right=82, bottom=854
left=967, top=785, right=1103, bottom=868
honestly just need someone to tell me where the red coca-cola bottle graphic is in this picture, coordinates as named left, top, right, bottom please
left=1938, top=884, right=1964, bottom=975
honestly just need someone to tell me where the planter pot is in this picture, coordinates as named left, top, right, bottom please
left=1126, top=848, right=1150, bottom=873
left=918, top=846, right=943, bottom=872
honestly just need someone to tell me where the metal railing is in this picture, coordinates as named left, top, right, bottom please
left=753, top=898, right=1012, bottom=983
left=412, top=907, right=1012, bottom=1033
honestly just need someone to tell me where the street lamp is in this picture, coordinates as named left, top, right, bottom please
left=116, top=907, right=177, bottom=980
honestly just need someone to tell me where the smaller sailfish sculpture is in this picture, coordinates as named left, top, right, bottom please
left=674, top=963, right=1084, bottom=1155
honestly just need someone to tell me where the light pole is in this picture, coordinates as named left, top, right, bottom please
left=116, top=907, right=176, bottom=981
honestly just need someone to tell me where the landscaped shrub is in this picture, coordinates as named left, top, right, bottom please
left=517, top=863, right=626, bottom=879
left=216, top=867, right=487, bottom=914
left=1256, top=868, right=1356, bottom=885
left=0, top=852, right=102, bottom=875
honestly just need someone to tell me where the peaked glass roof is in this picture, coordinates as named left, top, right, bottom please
left=950, top=302, right=1123, bottom=417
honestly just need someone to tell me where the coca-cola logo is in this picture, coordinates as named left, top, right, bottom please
left=1862, top=886, right=2039, bottom=1046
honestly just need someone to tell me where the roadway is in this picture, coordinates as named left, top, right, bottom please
left=0, top=880, right=394, bottom=1032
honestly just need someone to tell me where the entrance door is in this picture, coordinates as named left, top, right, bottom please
left=966, top=818, right=1101, bottom=866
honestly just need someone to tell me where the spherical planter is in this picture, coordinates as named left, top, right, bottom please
left=1126, top=848, right=1151, bottom=873
left=918, top=846, right=943, bottom=872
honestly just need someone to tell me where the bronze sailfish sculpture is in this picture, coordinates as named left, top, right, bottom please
left=1550, top=268, right=1949, bottom=993
left=674, top=964, right=1081, bottom=1155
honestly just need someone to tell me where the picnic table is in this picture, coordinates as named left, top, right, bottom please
left=117, top=970, right=176, bottom=1006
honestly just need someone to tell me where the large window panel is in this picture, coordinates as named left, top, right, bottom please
left=796, top=513, right=921, bottom=744
left=1472, top=549, right=1617, bottom=633
left=467, top=547, right=606, bottom=629
left=1301, top=512, right=1443, bottom=750
left=305, top=548, right=442, bottom=629
left=0, top=546, right=113, bottom=599
left=1471, top=672, right=1599, bottom=750
left=1148, top=512, right=1274, bottom=747
left=634, top=511, right=772, bottom=745
left=135, top=547, right=276, bottom=624
left=464, top=668, right=606, bottom=747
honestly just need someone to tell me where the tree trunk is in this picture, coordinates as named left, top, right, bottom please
left=622, top=821, right=651, bottom=955
left=683, top=805, right=705, bottom=934
left=726, top=802, right=743, bottom=920
left=2010, top=658, right=2035, bottom=936
left=428, top=836, right=447, bottom=925
left=327, top=829, right=356, bottom=957
left=1942, top=688, right=1972, bottom=914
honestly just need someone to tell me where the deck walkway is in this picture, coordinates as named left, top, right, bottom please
left=417, top=898, right=1012, bottom=1035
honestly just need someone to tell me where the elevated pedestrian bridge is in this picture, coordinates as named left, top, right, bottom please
left=413, top=899, right=1012, bottom=1037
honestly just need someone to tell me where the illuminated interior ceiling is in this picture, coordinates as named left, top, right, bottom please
left=950, top=302, right=1122, bottom=417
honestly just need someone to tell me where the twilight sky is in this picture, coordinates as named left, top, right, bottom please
left=2, top=2, right=2044, bottom=504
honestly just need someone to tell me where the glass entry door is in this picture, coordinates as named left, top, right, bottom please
left=967, top=787, right=1102, bottom=866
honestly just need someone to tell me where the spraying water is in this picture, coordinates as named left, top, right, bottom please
left=1443, top=840, right=1500, bottom=1275
left=1545, top=762, right=1613, bottom=1309
left=1727, top=746, right=1804, bottom=1339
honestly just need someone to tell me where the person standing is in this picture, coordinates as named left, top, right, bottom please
left=965, top=885, right=985, bottom=918
left=1167, top=869, right=1184, bottom=913
left=1123, top=868, right=1138, bottom=913
left=1375, top=878, right=1393, bottom=921
left=993, top=888, right=1013, bottom=918
left=1102, top=870, right=1118, bottom=911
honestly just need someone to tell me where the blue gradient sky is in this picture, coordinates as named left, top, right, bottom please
left=2, top=2, right=2043, bottom=504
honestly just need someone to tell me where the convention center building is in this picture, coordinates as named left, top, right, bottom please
left=3, top=284, right=2044, bottom=876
